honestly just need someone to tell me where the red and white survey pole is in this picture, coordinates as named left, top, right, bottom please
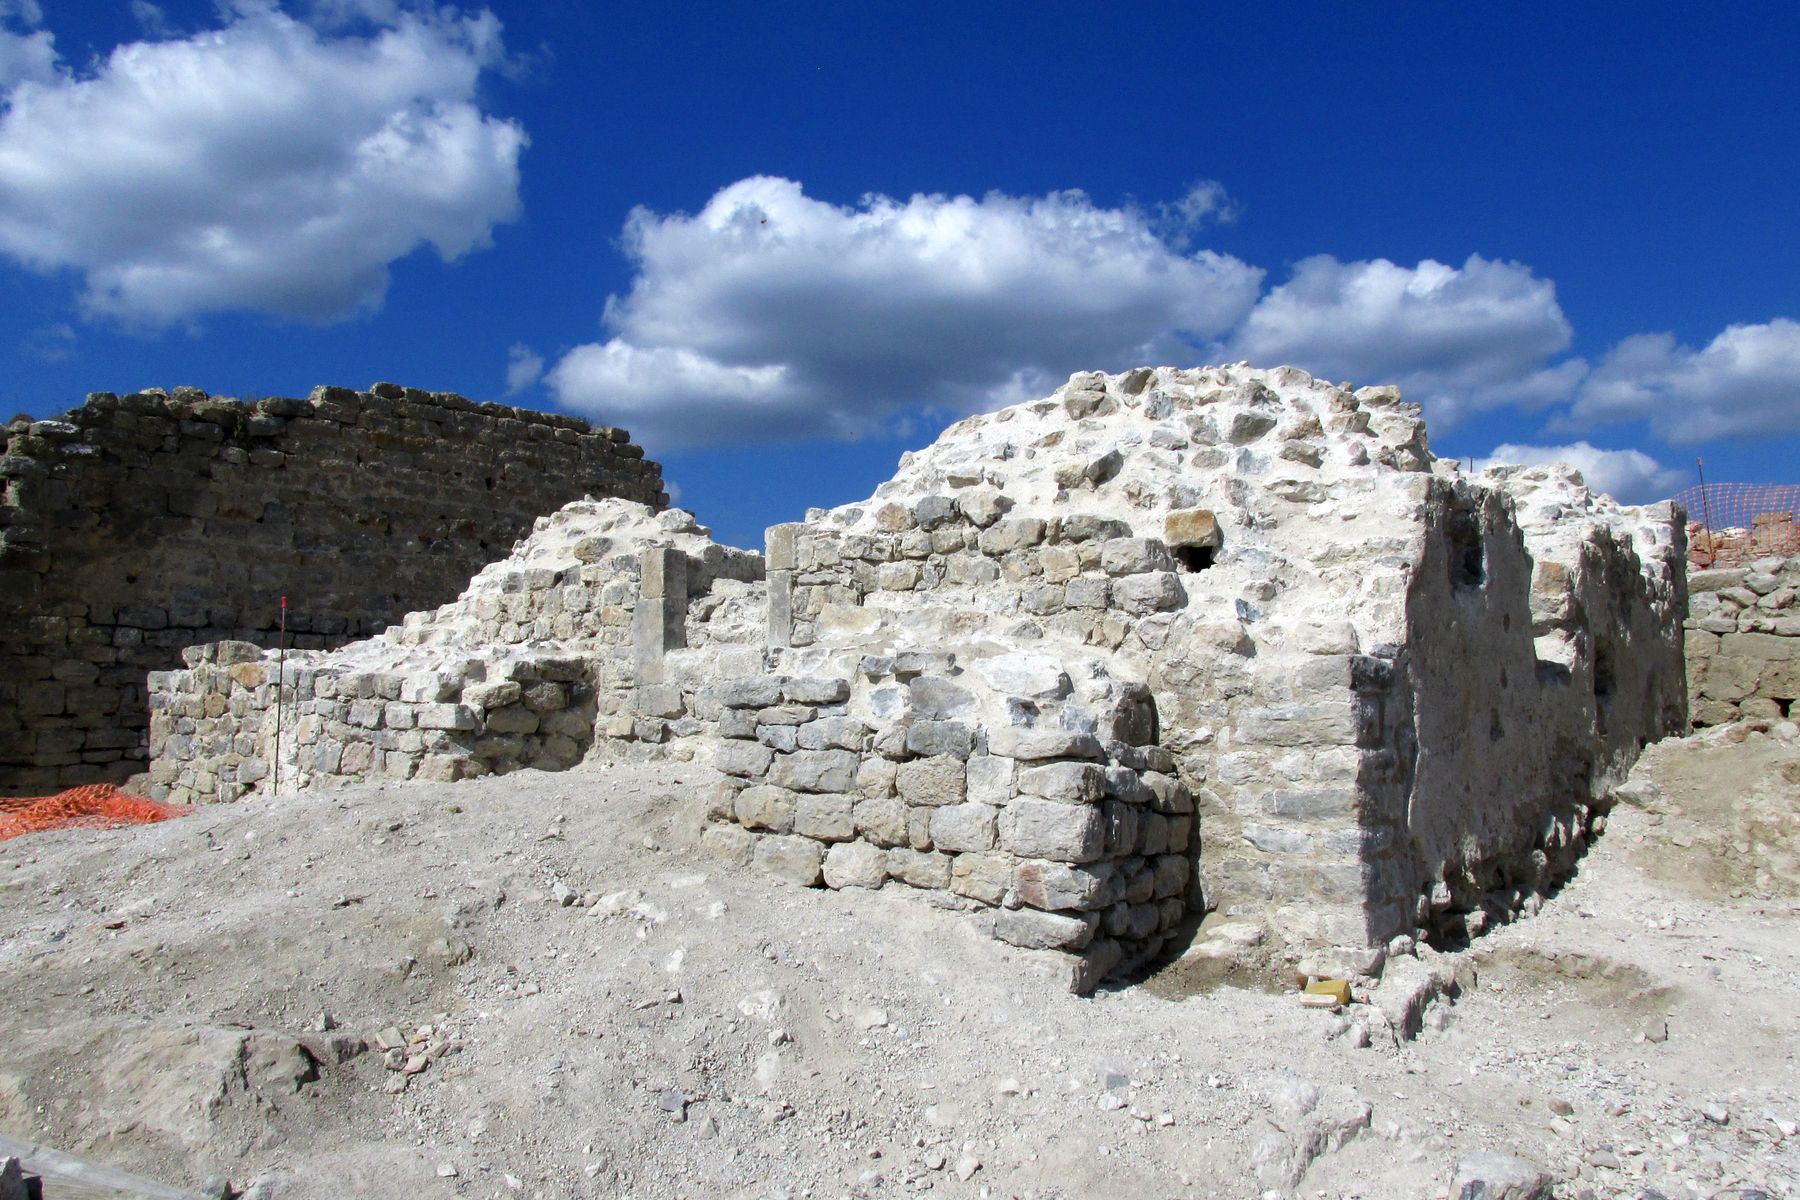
left=272, top=596, right=288, bottom=796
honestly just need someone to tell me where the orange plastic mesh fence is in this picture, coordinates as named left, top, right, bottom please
left=1674, top=483, right=1800, bottom=568
left=0, top=784, right=190, bottom=843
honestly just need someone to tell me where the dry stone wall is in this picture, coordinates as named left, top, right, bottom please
left=0, top=383, right=664, bottom=794
left=1686, top=555, right=1800, bottom=725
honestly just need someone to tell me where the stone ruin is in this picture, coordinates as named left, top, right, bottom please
left=143, top=364, right=1688, bottom=989
left=1685, top=554, right=1800, bottom=726
left=0, top=383, right=665, bottom=795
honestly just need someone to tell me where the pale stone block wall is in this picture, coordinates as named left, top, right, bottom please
left=1686, top=556, right=1800, bottom=725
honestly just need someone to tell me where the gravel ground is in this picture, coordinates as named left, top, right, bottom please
left=1, top=722, right=1796, bottom=1200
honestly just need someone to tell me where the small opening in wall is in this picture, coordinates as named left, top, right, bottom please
left=1779, top=698, right=1793, bottom=719
left=1446, top=507, right=1485, bottom=591
left=1173, top=545, right=1215, bottom=572
left=1593, top=642, right=1616, bottom=702
left=484, top=476, right=496, bottom=491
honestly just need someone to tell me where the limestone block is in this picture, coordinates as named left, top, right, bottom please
left=999, top=798, right=1104, bottom=863
left=797, top=715, right=869, bottom=751
left=964, top=754, right=1014, bottom=805
left=1689, top=698, right=1739, bottom=725
left=1720, top=631, right=1797, bottom=661
left=416, top=703, right=476, bottom=731
left=907, top=675, right=975, bottom=718
left=1112, top=571, right=1185, bottom=615
left=822, top=842, right=887, bottom=889
left=1103, top=800, right=1140, bottom=856
left=1762, top=659, right=1799, bottom=697
left=887, top=848, right=952, bottom=889
left=1165, top=508, right=1221, bottom=549
left=700, top=822, right=755, bottom=866
left=993, top=907, right=1098, bottom=951
left=1099, top=538, right=1175, bottom=576
left=1135, top=811, right=1170, bottom=855
left=758, top=704, right=816, bottom=726
left=912, top=495, right=957, bottom=528
left=929, top=803, right=998, bottom=852
left=713, top=739, right=774, bottom=778
left=906, top=720, right=974, bottom=759
left=957, top=487, right=1012, bottom=527
left=977, top=518, right=1046, bottom=555
left=784, top=675, right=850, bottom=704
left=972, top=652, right=1072, bottom=698
left=1141, top=772, right=1193, bottom=814
left=853, top=795, right=908, bottom=847
left=950, top=853, right=1010, bottom=904
left=1699, top=656, right=1760, bottom=702
left=770, top=748, right=859, bottom=793
left=1236, top=702, right=1359, bottom=747
left=896, top=755, right=966, bottom=806
left=483, top=706, right=539, bottom=735
left=794, top=792, right=854, bottom=842
left=1016, top=761, right=1106, bottom=804
left=735, top=785, right=798, bottom=833
left=855, top=755, right=898, bottom=797
left=765, top=523, right=801, bottom=571
left=987, top=727, right=1102, bottom=761
left=1056, top=514, right=1132, bottom=543
left=752, top=723, right=795, bottom=752
left=752, top=835, right=824, bottom=886
left=632, top=684, right=681, bottom=717
left=463, top=680, right=521, bottom=709
left=1013, top=860, right=1118, bottom=912
left=713, top=676, right=784, bottom=709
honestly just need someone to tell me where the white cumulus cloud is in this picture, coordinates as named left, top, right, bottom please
left=1477, top=440, right=1687, bottom=504
left=546, top=176, right=1264, bottom=449
left=1228, top=254, right=1585, bottom=428
left=0, top=3, right=525, bottom=325
left=1563, top=318, right=1800, bottom=443
left=503, top=341, right=544, bottom=395
left=0, top=0, right=55, bottom=90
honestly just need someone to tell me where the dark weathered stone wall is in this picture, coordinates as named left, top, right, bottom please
left=0, top=382, right=665, bottom=794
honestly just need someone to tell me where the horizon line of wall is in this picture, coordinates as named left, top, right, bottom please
left=0, top=382, right=666, bottom=796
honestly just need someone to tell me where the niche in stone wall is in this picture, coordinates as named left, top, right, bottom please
left=1444, top=500, right=1486, bottom=592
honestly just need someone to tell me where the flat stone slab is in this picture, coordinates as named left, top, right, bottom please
left=0, top=1132, right=208, bottom=1200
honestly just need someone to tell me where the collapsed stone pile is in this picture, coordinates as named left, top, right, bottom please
left=1686, top=554, right=1800, bottom=726
left=145, top=364, right=1687, bottom=987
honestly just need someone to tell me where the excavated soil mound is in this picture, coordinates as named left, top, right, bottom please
left=0, top=785, right=188, bottom=843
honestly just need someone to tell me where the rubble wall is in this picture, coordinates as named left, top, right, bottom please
left=0, top=384, right=665, bottom=794
left=146, top=502, right=758, bottom=804
left=1686, top=556, right=1800, bottom=726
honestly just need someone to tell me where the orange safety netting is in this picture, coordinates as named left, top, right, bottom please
left=0, top=784, right=190, bottom=843
left=1673, top=482, right=1800, bottom=568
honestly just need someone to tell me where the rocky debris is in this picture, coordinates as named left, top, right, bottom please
left=1448, top=1151, right=1555, bottom=1199
left=2, top=728, right=1799, bottom=1199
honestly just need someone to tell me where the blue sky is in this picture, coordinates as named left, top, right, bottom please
left=3, top=1, right=1796, bottom=550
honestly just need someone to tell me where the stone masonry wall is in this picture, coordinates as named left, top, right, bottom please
left=147, top=502, right=760, bottom=804
left=0, top=383, right=665, bottom=794
left=1686, top=555, right=1800, bottom=725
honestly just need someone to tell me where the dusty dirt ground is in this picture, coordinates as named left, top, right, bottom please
left=1, top=722, right=1796, bottom=1200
